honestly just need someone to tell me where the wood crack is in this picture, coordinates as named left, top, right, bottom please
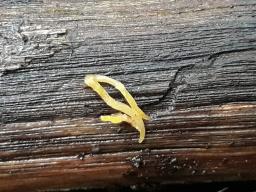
left=141, top=64, right=195, bottom=108
left=207, top=47, right=256, bottom=67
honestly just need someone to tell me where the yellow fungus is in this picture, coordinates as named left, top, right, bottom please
left=84, top=74, right=150, bottom=143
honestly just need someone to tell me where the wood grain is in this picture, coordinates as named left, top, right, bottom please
left=0, top=0, right=256, bottom=191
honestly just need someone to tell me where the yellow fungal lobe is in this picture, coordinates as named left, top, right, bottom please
left=84, top=74, right=150, bottom=143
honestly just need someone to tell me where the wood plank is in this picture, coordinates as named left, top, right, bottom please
left=0, top=0, right=256, bottom=191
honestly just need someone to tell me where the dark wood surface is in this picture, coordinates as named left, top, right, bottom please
left=0, top=0, right=256, bottom=191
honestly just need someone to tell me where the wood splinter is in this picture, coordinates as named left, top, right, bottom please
left=84, top=74, right=150, bottom=143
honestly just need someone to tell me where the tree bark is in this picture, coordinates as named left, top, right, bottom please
left=0, top=0, right=256, bottom=191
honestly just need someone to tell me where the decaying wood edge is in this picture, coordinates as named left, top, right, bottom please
left=1, top=102, right=256, bottom=191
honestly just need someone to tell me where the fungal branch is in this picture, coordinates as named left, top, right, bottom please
left=84, top=75, right=150, bottom=143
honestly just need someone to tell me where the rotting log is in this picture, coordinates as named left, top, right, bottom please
left=0, top=0, right=256, bottom=191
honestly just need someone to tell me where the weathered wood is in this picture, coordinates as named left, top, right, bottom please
left=0, top=0, right=256, bottom=191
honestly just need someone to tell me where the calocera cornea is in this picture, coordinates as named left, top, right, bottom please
left=84, top=74, right=150, bottom=143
